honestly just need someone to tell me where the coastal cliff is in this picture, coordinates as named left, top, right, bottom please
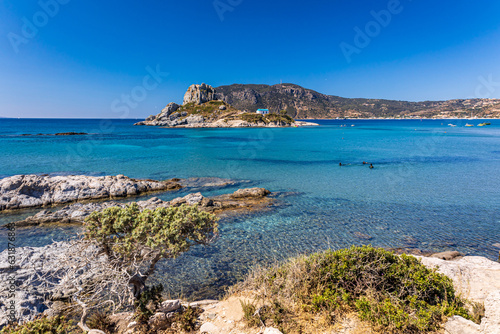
left=134, top=84, right=317, bottom=128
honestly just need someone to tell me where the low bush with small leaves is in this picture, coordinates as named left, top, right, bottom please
left=238, top=245, right=474, bottom=333
left=265, top=113, right=294, bottom=124
left=86, top=311, right=116, bottom=334
left=240, top=299, right=294, bottom=333
left=171, top=306, right=202, bottom=332
left=240, top=113, right=265, bottom=124
left=134, top=284, right=164, bottom=324
left=0, top=316, right=81, bottom=334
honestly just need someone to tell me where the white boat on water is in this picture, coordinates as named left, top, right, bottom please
left=448, top=124, right=456, bottom=127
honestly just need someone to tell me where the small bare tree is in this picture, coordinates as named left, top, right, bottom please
left=83, top=203, right=219, bottom=300
left=42, top=203, right=218, bottom=331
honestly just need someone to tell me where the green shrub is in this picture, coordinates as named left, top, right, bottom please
left=134, top=284, right=164, bottom=323
left=240, top=300, right=260, bottom=327
left=86, top=311, right=116, bottom=334
left=265, top=113, right=294, bottom=124
left=240, top=113, right=265, bottom=124
left=172, top=306, right=202, bottom=332
left=241, top=245, right=472, bottom=333
left=0, top=316, right=81, bottom=334
left=239, top=300, right=294, bottom=332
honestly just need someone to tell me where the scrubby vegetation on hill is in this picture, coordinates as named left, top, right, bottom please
left=236, top=245, right=475, bottom=333
left=215, top=83, right=500, bottom=119
left=238, top=112, right=294, bottom=125
left=177, top=100, right=239, bottom=117
left=176, top=100, right=295, bottom=125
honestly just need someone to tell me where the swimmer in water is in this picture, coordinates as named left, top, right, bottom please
left=369, top=163, right=374, bottom=169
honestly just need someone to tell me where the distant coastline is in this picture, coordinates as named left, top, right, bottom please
left=297, top=117, right=500, bottom=120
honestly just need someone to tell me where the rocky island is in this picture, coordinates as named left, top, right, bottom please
left=134, top=83, right=318, bottom=128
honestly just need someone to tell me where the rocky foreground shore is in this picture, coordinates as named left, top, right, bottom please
left=0, top=186, right=275, bottom=327
left=0, top=174, right=182, bottom=211
left=191, top=254, right=500, bottom=334
left=1, top=245, right=498, bottom=333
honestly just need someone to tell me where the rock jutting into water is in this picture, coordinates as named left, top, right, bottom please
left=14, top=187, right=275, bottom=227
left=0, top=174, right=182, bottom=211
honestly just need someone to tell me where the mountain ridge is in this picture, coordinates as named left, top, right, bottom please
left=214, top=83, right=500, bottom=119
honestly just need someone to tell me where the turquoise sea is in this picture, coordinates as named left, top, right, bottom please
left=1, top=118, right=499, bottom=299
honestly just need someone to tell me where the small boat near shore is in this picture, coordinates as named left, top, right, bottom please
left=478, top=122, right=491, bottom=126
left=448, top=124, right=456, bottom=127
left=465, top=123, right=474, bottom=127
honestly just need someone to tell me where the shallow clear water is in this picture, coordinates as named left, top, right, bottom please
left=1, top=118, right=499, bottom=299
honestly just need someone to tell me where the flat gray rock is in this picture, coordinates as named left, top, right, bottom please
left=0, top=174, right=181, bottom=211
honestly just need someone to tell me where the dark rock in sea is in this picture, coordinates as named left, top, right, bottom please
left=388, top=247, right=430, bottom=257
left=402, top=235, right=419, bottom=246
left=354, top=232, right=373, bottom=240
left=20, top=132, right=88, bottom=136
left=53, top=132, right=88, bottom=136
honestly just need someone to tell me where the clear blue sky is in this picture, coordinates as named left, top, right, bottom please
left=1, top=0, right=499, bottom=118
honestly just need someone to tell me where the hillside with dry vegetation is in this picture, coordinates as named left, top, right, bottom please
left=215, top=83, right=500, bottom=119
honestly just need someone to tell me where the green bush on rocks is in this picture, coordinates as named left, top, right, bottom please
left=0, top=316, right=80, bottom=334
left=240, top=245, right=472, bottom=333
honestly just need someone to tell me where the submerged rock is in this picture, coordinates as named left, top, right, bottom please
left=0, top=174, right=181, bottom=211
left=230, top=187, right=271, bottom=199
left=13, top=187, right=275, bottom=227
left=20, top=132, right=88, bottom=136
left=180, top=177, right=245, bottom=189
